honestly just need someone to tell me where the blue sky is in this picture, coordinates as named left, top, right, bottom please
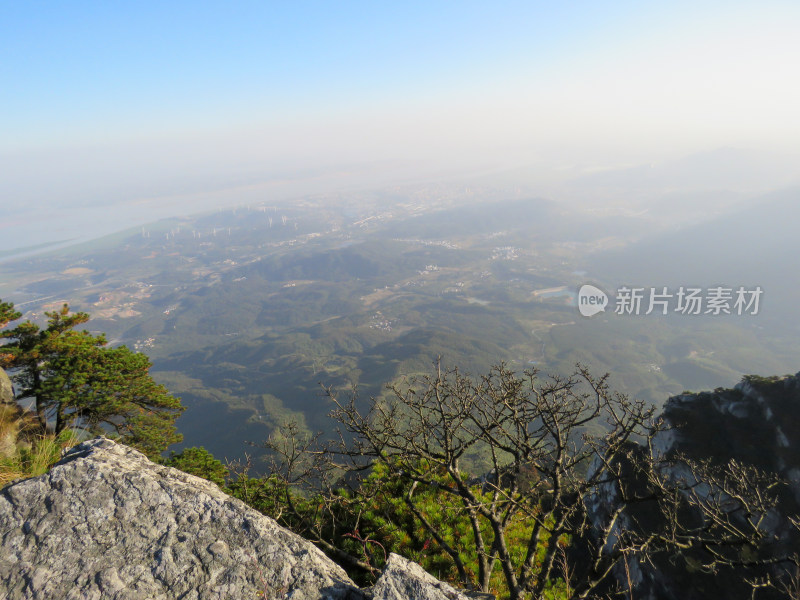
left=1, top=0, right=799, bottom=246
left=3, top=1, right=644, bottom=148
left=8, top=1, right=784, bottom=149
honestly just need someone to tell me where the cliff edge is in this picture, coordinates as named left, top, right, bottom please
left=0, top=438, right=469, bottom=600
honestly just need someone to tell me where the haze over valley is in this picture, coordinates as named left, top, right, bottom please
left=2, top=164, right=797, bottom=463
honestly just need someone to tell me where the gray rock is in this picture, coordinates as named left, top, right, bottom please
left=0, top=438, right=363, bottom=600
left=370, top=553, right=470, bottom=600
left=0, top=367, right=13, bottom=406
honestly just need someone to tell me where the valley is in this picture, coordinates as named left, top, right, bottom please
left=1, top=186, right=796, bottom=465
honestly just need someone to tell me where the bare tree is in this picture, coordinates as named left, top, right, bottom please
left=251, top=362, right=792, bottom=599
left=227, top=422, right=383, bottom=578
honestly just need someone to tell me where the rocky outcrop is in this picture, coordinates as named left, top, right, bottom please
left=0, top=366, right=25, bottom=458
left=370, top=554, right=471, bottom=600
left=588, top=372, right=800, bottom=600
left=1, top=438, right=359, bottom=599
left=658, top=373, right=800, bottom=482
left=0, top=437, right=479, bottom=600
left=0, top=367, right=13, bottom=406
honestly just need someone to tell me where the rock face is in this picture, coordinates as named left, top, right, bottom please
left=0, top=437, right=475, bottom=600
left=0, top=367, right=13, bottom=406
left=370, top=554, right=470, bottom=600
left=659, top=373, right=800, bottom=485
left=589, top=373, right=800, bottom=600
left=0, top=438, right=362, bottom=600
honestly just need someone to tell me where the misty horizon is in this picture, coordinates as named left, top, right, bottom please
left=3, top=2, right=800, bottom=254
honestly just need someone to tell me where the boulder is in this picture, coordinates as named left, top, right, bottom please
left=0, top=438, right=363, bottom=600
left=370, top=553, right=471, bottom=600
left=0, top=367, right=13, bottom=406
left=0, top=437, right=481, bottom=600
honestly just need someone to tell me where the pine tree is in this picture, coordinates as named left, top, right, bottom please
left=0, top=301, right=183, bottom=458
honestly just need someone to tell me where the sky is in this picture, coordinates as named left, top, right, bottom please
left=2, top=1, right=800, bottom=248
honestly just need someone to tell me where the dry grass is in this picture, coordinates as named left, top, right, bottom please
left=0, top=406, right=80, bottom=487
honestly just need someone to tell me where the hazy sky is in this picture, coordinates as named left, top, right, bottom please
left=2, top=1, right=800, bottom=247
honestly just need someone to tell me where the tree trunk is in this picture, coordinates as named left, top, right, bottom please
left=33, top=368, right=48, bottom=433
left=55, top=402, right=65, bottom=435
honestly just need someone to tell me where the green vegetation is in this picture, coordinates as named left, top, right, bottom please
left=1, top=194, right=798, bottom=597
left=0, top=404, right=80, bottom=487
left=0, top=300, right=183, bottom=459
left=2, top=197, right=796, bottom=464
left=220, top=363, right=790, bottom=600
left=225, top=457, right=568, bottom=596
left=2, top=279, right=797, bottom=598
left=163, top=446, right=229, bottom=487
